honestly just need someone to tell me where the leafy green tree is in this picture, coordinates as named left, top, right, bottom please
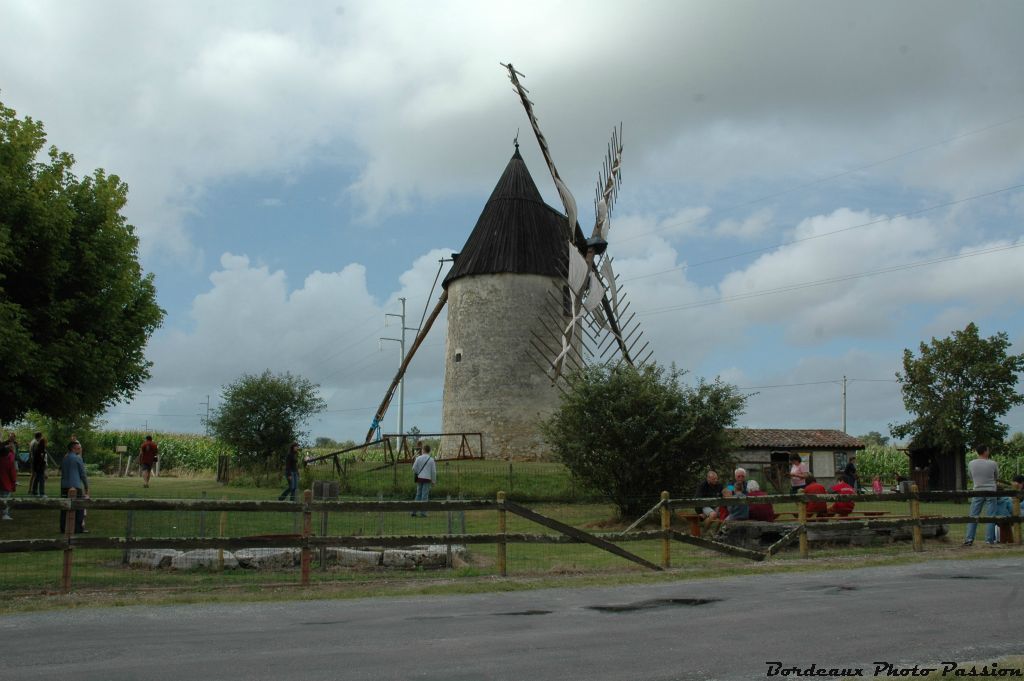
left=541, top=363, right=747, bottom=517
left=0, top=100, right=164, bottom=423
left=891, top=323, right=1024, bottom=459
left=314, top=437, right=339, bottom=448
left=858, top=431, right=890, bottom=447
left=209, top=370, right=326, bottom=475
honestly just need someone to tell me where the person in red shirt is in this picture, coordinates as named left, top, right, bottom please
left=0, top=442, right=18, bottom=520
left=829, top=479, right=856, bottom=516
left=139, top=436, right=159, bottom=488
left=802, top=476, right=829, bottom=517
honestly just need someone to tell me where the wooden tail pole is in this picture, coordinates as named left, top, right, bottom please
left=660, top=491, right=671, bottom=568
left=497, top=491, right=507, bottom=577
left=910, top=483, right=923, bottom=552
left=365, top=291, right=448, bottom=443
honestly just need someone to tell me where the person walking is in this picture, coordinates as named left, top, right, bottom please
left=278, top=442, right=300, bottom=502
left=139, top=435, right=159, bottom=488
left=29, top=434, right=48, bottom=496
left=59, top=441, right=89, bottom=534
left=411, top=444, right=436, bottom=517
left=0, top=442, right=17, bottom=520
left=964, top=444, right=999, bottom=546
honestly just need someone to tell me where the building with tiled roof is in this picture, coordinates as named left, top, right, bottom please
left=728, top=428, right=865, bottom=492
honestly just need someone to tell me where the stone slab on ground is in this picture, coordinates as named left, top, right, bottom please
left=171, top=549, right=239, bottom=570
left=127, top=549, right=182, bottom=569
left=234, top=548, right=299, bottom=570
left=717, top=521, right=949, bottom=551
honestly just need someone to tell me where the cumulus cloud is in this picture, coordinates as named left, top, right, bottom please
left=4, top=1, right=1023, bottom=261
left=125, top=249, right=453, bottom=437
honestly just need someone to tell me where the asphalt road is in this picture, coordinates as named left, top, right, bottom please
left=3, top=557, right=1022, bottom=681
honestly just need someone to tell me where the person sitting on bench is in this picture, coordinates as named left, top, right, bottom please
left=746, top=480, right=776, bottom=521
left=695, top=469, right=724, bottom=532
left=802, top=476, right=829, bottom=517
left=722, top=468, right=750, bottom=522
left=828, top=479, right=856, bottom=516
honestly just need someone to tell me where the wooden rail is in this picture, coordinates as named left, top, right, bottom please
left=0, top=492, right=669, bottom=592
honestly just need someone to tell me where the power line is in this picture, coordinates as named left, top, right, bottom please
left=623, top=182, right=1024, bottom=284
left=617, top=111, right=1024, bottom=245
left=738, top=378, right=898, bottom=391
left=637, top=241, right=1024, bottom=316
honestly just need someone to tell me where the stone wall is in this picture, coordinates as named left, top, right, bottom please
left=442, top=272, right=572, bottom=461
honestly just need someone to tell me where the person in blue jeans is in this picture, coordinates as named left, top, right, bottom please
left=411, top=444, right=436, bottom=517
left=278, top=443, right=300, bottom=502
left=964, top=444, right=998, bottom=546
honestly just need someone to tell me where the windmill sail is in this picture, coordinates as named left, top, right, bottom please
left=502, top=63, right=648, bottom=381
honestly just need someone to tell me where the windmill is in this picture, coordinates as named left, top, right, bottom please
left=364, top=64, right=650, bottom=458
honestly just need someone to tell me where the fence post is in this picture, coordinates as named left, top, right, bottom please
left=218, top=496, right=227, bottom=571
left=1014, top=496, right=1022, bottom=545
left=497, top=491, right=507, bottom=577
left=199, top=491, right=207, bottom=538
left=798, top=491, right=808, bottom=559
left=508, top=463, right=513, bottom=494
left=446, top=494, right=453, bottom=568
left=62, top=488, right=76, bottom=593
left=660, top=491, right=671, bottom=569
left=910, top=483, right=923, bottom=552
left=122, top=509, right=134, bottom=565
left=301, top=489, right=312, bottom=587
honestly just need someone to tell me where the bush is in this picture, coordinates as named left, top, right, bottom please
left=541, top=364, right=746, bottom=517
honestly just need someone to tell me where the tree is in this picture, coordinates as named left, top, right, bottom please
left=891, top=323, right=1024, bottom=458
left=209, top=370, right=326, bottom=474
left=0, top=100, right=164, bottom=423
left=858, top=431, right=890, bottom=447
left=541, top=363, right=747, bottom=517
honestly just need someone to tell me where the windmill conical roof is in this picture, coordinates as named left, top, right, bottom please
left=443, top=147, right=580, bottom=288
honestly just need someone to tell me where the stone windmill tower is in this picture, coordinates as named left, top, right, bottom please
left=440, top=144, right=578, bottom=460
left=365, top=64, right=648, bottom=460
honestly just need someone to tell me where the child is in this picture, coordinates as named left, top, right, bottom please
left=872, top=475, right=883, bottom=495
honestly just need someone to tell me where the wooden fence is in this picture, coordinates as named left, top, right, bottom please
left=2, top=487, right=1021, bottom=593
left=662, top=486, right=1023, bottom=561
left=0, top=490, right=663, bottom=593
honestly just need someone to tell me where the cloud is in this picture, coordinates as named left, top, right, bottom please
left=4, top=1, right=1022, bottom=263
left=119, top=248, right=454, bottom=436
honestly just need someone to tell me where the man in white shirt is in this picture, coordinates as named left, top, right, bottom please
left=964, top=444, right=999, bottom=546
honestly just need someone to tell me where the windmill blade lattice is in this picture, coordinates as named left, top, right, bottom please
left=502, top=63, right=649, bottom=382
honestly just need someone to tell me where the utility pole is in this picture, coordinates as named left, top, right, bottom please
left=380, top=297, right=417, bottom=441
left=841, top=375, right=847, bottom=433
left=198, top=395, right=211, bottom=435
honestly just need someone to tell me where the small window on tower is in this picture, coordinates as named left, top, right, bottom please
left=454, top=348, right=463, bottom=362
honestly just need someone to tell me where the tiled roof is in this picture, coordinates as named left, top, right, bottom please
left=728, top=428, right=865, bottom=450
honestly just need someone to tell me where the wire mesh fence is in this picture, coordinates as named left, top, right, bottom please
left=1, top=481, right=1021, bottom=595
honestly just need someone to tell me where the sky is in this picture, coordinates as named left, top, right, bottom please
left=2, top=0, right=1023, bottom=443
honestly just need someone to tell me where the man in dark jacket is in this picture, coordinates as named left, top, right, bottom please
left=695, top=470, right=724, bottom=532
